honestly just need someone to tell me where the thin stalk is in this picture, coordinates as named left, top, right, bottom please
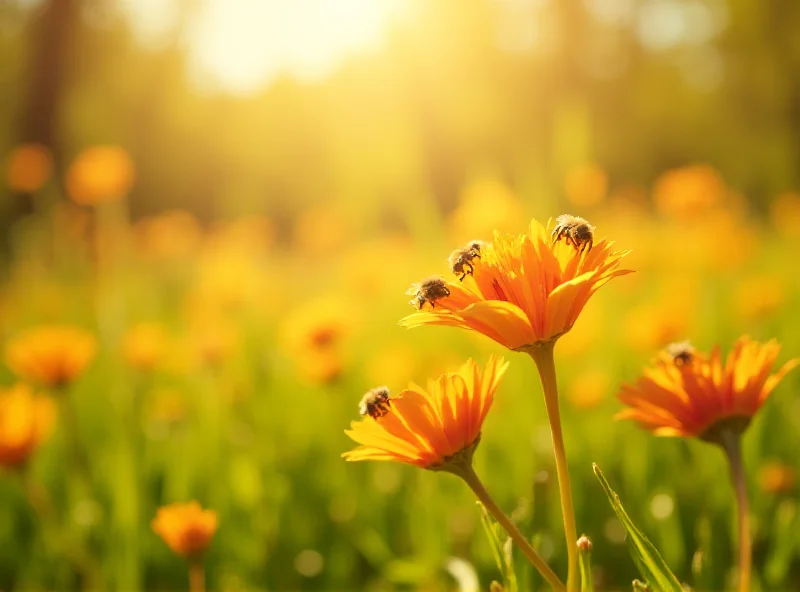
left=458, top=464, right=565, bottom=590
left=189, top=560, right=206, bottom=592
left=721, top=432, right=751, bottom=592
left=527, top=343, right=578, bottom=592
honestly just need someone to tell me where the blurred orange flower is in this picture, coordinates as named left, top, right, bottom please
left=653, top=164, right=726, bottom=221
left=343, top=356, right=507, bottom=469
left=152, top=501, right=218, bottom=558
left=0, top=384, right=56, bottom=468
left=123, top=323, right=169, bottom=371
left=66, top=145, right=135, bottom=206
left=135, top=210, right=202, bottom=262
left=5, top=143, right=53, bottom=193
left=564, top=163, right=607, bottom=207
left=448, top=177, right=525, bottom=245
left=617, top=337, right=798, bottom=440
left=5, top=326, right=96, bottom=388
left=282, top=298, right=353, bottom=384
left=401, top=218, right=631, bottom=350
left=565, top=368, right=610, bottom=410
left=757, top=461, right=796, bottom=494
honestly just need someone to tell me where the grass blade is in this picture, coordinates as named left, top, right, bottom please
left=593, top=464, right=683, bottom=592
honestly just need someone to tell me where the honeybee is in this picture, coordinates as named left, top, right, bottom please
left=359, top=386, right=391, bottom=419
left=407, top=276, right=451, bottom=309
left=551, top=214, right=595, bottom=252
left=665, top=341, right=695, bottom=366
left=448, top=240, right=483, bottom=281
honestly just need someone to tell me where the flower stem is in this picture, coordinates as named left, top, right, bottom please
left=458, top=464, right=565, bottom=590
left=528, top=343, right=578, bottom=592
left=720, top=431, right=751, bottom=592
left=189, top=560, right=206, bottom=592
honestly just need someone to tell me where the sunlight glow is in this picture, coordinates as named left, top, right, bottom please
left=184, top=0, right=408, bottom=94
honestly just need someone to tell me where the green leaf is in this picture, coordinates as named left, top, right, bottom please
left=593, top=464, right=684, bottom=592
left=478, top=502, right=518, bottom=592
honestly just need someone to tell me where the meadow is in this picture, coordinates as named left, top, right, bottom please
left=1, top=155, right=799, bottom=590
left=2, top=1, right=800, bottom=590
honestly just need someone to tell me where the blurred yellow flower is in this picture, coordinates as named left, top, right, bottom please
left=448, top=177, right=525, bottom=245
left=757, top=461, right=796, bottom=494
left=617, top=337, right=798, bottom=439
left=344, top=356, right=507, bottom=469
left=152, top=501, right=218, bottom=558
left=769, top=192, right=800, bottom=237
left=564, top=163, right=607, bottom=207
left=401, top=217, right=631, bottom=350
left=734, top=274, right=785, bottom=321
left=66, top=145, right=135, bottom=206
left=0, top=383, right=56, bottom=468
left=123, top=323, right=169, bottom=372
left=5, top=325, right=96, bottom=388
left=5, top=143, right=52, bottom=193
left=653, top=165, right=726, bottom=221
left=191, top=248, right=269, bottom=314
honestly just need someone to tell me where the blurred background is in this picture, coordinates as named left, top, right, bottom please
left=1, top=0, right=799, bottom=590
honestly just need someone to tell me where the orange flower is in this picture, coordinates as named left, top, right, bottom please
left=400, top=218, right=631, bottom=350
left=66, top=145, right=135, bottom=206
left=0, top=384, right=56, bottom=468
left=617, top=337, right=798, bottom=440
left=6, top=143, right=53, bottom=193
left=5, top=326, right=96, bottom=388
left=152, top=501, right=218, bottom=558
left=343, top=356, right=508, bottom=469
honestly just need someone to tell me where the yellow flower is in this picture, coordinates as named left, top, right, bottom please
left=617, top=337, right=798, bottom=440
left=5, top=143, right=52, bottom=193
left=123, top=323, right=169, bottom=372
left=401, top=218, right=631, bottom=350
left=5, top=326, right=96, bottom=388
left=66, top=145, right=135, bottom=206
left=152, top=501, right=218, bottom=558
left=343, top=356, right=508, bottom=469
left=0, top=384, right=56, bottom=468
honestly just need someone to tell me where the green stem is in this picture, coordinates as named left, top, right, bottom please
left=527, top=343, right=579, bottom=592
left=720, top=432, right=751, bottom=592
left=457, top=464, right=565, bottom=590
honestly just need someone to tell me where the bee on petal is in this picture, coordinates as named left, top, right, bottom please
left=448, top=240, right=484, bottom=281
left=407, top=276, right=451, bottom=310
left=665, top=341, right=695, bottom=367
left=359, top=386, right=392, bottom=419
left=551, top=214, right=595, bottom=253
